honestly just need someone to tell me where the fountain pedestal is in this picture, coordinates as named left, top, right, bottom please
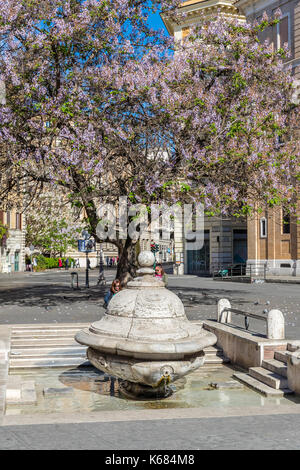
left=75, top=251, right=217, bottom=398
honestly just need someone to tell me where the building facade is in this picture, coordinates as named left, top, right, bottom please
left=236, top=0, right=300, bottom=275
left=0, top=209, right=26, bottom=273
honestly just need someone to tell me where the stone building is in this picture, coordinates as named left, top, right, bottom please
left=235, top=0, right=300, bottom=276
left=0, top=209, right=26, bottom=273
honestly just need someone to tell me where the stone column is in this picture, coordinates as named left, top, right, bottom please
left=267, top=309, right=285, bottom=340
left=217, top=298, right=232, bottom=324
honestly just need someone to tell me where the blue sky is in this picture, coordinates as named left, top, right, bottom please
left=147, top=12, right=169, bottom=34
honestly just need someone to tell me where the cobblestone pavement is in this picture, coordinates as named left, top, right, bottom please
left=1, top=414, right=300, bottom=449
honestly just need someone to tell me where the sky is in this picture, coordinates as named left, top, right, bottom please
left=147, top=11, right=169, bottom=34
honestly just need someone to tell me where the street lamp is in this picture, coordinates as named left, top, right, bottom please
left=82, top=230, right=93, bottom=288
left=97, top=246, right=106, bottom=286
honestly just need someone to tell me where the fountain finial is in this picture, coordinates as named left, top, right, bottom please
left=138, top=250, right=155, bottom=267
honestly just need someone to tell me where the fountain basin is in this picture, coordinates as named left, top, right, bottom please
left=85, top=348, right=207, bottom=388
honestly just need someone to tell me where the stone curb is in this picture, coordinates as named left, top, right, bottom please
left=3, top=403, right=300, bottom=427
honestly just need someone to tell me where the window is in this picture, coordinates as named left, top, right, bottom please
left=277, top=15, right=290, bottom=49
left=6, top=211, right=10, bottom=228
left=256, top=15, right=274, bottom=49
left=260, top=217, right=267, bottom=238
left=282, top=210, right=290, bottom=234
left=16, top=213, right=22, bottom=230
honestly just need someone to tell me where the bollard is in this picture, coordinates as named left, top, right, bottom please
left=267, top=309, right=285, bottom=339
left=217, top=298, right=232, bottom=324
left=70, top=272, right=79, bottom=290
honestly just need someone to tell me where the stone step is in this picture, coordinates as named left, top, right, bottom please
left=201, top=363, right=224, bottom=370
left=203, top=346, right=223, bottom=353
left=274, top=351, right=288, bottom=364
left=11, top=343, right=87, bottom=354
left=249, top=367, right=288, bottom=390
left=10, top=350, right=87, bottom=359
left=11, top=334, right=75, bottom=343
left=12, top=331, right=79, bottom=338
left=204, top=355, right=229, bottom=364
left=9, top=357, right=90, bottom=369
left=11, top=338, right=80, bottom=346
left=11, top=343, right=86, bottom=351
left=287, top=341, right=300, bottom=352
left=12, top=324, right=89, bottom=331
left=261, top=359, right=287, bottom=378
left=233, top=372, right=293, bottom=397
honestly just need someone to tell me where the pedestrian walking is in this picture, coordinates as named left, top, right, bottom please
left=65, top=257, right=69, bottom=270
left=58, top=258, right=63, bottom=269
left=25, top=256, right=31, bottom=271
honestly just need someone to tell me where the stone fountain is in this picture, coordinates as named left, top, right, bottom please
left=75, top=251, right=217, bottom=398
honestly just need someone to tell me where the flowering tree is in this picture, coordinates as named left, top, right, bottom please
left=0, top=1, right=299, bottom=279
left=162, top=12, right=300, bottom=218
left=25, top=192, right=83, bottom=256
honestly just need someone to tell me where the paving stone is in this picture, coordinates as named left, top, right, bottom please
left=43, top=387, right=74, bottom=397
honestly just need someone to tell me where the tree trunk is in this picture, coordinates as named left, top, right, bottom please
left=116, top=237, right=140, bottom=284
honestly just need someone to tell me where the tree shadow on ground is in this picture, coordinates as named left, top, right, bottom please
left=0, top=282, right=255, bottom=310
left=168, top=285, right=254, bottom=308
left=0, top=284, right=108, bottom=308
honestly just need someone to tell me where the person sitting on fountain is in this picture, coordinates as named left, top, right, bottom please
left=103, top=279, right=122, bottom=308
left=155, top=264, right=168, bottom=287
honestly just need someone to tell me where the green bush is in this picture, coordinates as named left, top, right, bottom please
left=35, top=255, right=75, bottom=270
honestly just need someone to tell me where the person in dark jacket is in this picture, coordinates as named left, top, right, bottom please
left=104, top=279, right=122, bottom=308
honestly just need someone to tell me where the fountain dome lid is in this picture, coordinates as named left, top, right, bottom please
left=106, top=250, right=184, bottom=319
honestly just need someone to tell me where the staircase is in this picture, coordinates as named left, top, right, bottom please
left=9, top=324, right=90, bottom=369
left=8, top=324, right=230, bottom=370
left=203, top=345, right=230, bottom=366
left=233, top=346, right=295, bottom=397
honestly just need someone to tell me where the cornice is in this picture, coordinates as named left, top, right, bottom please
left=161, top=0, right=245, bottom=35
